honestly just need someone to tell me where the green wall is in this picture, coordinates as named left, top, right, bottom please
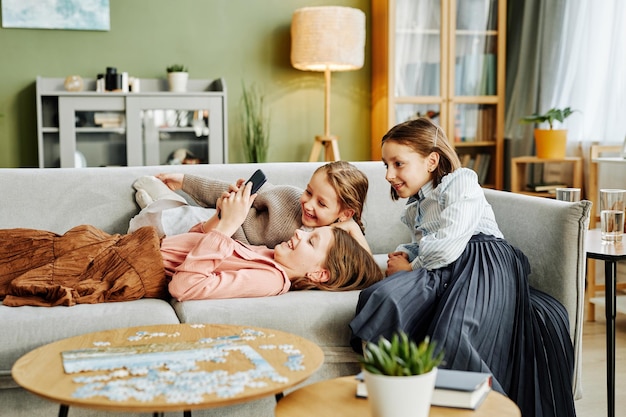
left=0, top=0, right=371, bottom=168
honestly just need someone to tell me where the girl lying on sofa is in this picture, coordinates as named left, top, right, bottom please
left=128, top=161, right=371, bottom=252
left=0, top=182, right=383, bottom=307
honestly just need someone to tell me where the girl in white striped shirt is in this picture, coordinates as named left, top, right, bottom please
left=350, top=117, right=576, bottom=417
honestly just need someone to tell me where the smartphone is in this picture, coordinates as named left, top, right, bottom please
left=245, top=169, right=267, bottom=194
left=218, top=169, right=267, bottom=219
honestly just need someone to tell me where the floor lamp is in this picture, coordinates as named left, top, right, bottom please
left=290, top=6, right=365, bottom=162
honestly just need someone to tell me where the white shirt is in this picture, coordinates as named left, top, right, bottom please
left=395, top=168, right=503, bottom=271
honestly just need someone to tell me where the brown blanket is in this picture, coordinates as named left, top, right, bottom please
left=0, top=225, right=167, bottom=307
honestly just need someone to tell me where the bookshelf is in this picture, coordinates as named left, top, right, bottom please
left=371, top=0, right=506, bottom=189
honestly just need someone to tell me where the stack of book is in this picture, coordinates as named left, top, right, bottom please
left=355, top=369, right=492, bottom=410
left=94, top=112, right=125, bottom=128
left=528, top=182, right=568, bottom=193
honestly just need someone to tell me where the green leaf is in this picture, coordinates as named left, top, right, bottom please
left=241, top=81, right=270, bottom=163
left=166, top=64, right=187, bottom=73
left=360, top=331, right=445, bottom=376
left=519, top=107, right=579, bottom=130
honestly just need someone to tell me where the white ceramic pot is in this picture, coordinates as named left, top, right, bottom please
left=167, top=72, right=188, bottom=92
left=364, top=368, right=438, bottom=417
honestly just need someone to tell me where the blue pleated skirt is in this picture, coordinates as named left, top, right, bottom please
left=350, top=234, right=576, bottom=417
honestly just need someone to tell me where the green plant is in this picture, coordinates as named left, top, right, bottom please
left=360, top=331, right=444, bottom=376
left=520, top=107, right=577, bottom=130
left=241, top=82, right=270, bottom=163
left=166, top=64, right=188, bottom=73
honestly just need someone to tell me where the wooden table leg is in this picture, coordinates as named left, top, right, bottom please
left=587, top=258, right=597, bottom=321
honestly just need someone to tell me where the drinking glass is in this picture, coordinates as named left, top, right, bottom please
left=555, top=188, right=581, bottom=202
left=600, top=189, right=626, bottom=241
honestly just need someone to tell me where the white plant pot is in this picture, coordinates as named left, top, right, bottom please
left=167, top=72, right=188, bottom=92
left=364, top=368, right=438, bottom=417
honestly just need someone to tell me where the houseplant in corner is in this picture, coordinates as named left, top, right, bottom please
left=520, top=107, right=577, bottom=159
left=360, top=331, right=444, bottom=417
left=166, top=64, right=188, bottom=92
left=241, top=81, right=270, bottom=162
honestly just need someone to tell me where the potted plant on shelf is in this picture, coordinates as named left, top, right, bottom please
left=360, top=331, right=444, bottom=417
left=241, top=81, right=270, bottom=163
left=520, top=107, right=578, bottom=159
left=166, top=64, right=188, bottom=92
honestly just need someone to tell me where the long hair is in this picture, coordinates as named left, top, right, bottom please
left=315, top=161, right=368, bottom=233
left=290, top=227, right=384, bottom=291
left=382, top=118, right=461, bottom=200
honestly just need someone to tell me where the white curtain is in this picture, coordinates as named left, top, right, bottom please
left=505, top=0, right=626, bottom=186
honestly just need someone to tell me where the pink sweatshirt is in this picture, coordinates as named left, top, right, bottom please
left=161, top=224, right=291, bottom=301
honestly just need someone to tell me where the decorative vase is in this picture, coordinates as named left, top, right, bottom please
left=167, top=72, right=188, bottom=92
left=363, top=368, right=437, bottom=417
left=64, top=75, right=84, bottom=92
left=534, top=129, right=567, bottom=159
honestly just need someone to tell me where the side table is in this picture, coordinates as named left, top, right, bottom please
left=12, top=323, right=323, bottom=416
left=275, top=376, right=520, bottom=417
left=586, top=146, right=626, bottom=321
left=585, top=229, right=626, bottom=417
left=510, top=156, right=582, bottom=198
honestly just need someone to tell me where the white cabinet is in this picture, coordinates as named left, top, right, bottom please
left=36, top=77, right=227, bottom=168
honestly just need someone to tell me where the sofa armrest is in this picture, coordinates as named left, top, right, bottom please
left=484, top=189, right=590, bottom=399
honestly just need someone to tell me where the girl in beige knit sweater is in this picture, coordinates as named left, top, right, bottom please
left=129, top=161, right=370, bottom=252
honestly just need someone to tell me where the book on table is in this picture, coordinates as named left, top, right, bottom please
left=355, top=369, right=492, bottom=410
left=431, top=369, right=492, bottom=409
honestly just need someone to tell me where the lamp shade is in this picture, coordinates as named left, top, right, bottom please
left=291, top=6, right=365, bottom=72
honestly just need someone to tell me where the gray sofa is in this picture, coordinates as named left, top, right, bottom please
left=0, top=161, right=590, bottom=417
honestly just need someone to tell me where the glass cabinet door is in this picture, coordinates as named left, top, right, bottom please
left=140, top=109, right=209, bottom=165
left=58, top=96, right=127, bottom=168
left=126, top=95, right=225, bottom=166
left=393, top=0, right=443, bottom=127
left=451, top=0, right=499, bottom=144
left=453, top=0, right=498, bottom=97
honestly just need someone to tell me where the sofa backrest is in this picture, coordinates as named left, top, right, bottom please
left=0, top=162, right=409, bottom=255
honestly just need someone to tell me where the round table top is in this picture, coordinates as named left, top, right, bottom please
left=275, top=376, right=521, bottom=417
left=12, top=323, right=323, bottom=413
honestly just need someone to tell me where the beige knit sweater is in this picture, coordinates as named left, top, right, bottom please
left=182, top=175, right=303, bottom=248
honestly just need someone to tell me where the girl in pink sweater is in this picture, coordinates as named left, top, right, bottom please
left=162, top=182, right=383, bottom=301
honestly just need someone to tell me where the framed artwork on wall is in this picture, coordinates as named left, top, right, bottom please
left=1, top=0, right=110, bottom=31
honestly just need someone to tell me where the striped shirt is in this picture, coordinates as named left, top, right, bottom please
left=395, top=167, right=503, bottom=271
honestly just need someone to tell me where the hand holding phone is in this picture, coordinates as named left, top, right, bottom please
left=245, top=169, right=267, bottom=195
left=217, top=169, right=266, bottom=219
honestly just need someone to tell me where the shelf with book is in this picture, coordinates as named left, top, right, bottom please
left=36, top=76, right=227, bottom=168
left=510, top=156, right=583, bottom=198
left=458, top=151, right=492, bottom=186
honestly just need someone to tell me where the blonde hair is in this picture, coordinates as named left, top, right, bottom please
left=290, top=227, right=384, bottom=291
left=382, top=117, right=461, bottom=200
left=315, top=161, right=368, bottom=233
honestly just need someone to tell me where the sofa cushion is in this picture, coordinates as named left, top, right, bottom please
left=0, top=299, right=179, bottom=388
left=172, top=291, right=360, bottom=348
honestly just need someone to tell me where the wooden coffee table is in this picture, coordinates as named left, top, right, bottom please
left=275, top=376, right=521, bottom=417
left=12, top=323, right=323, bottom=416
